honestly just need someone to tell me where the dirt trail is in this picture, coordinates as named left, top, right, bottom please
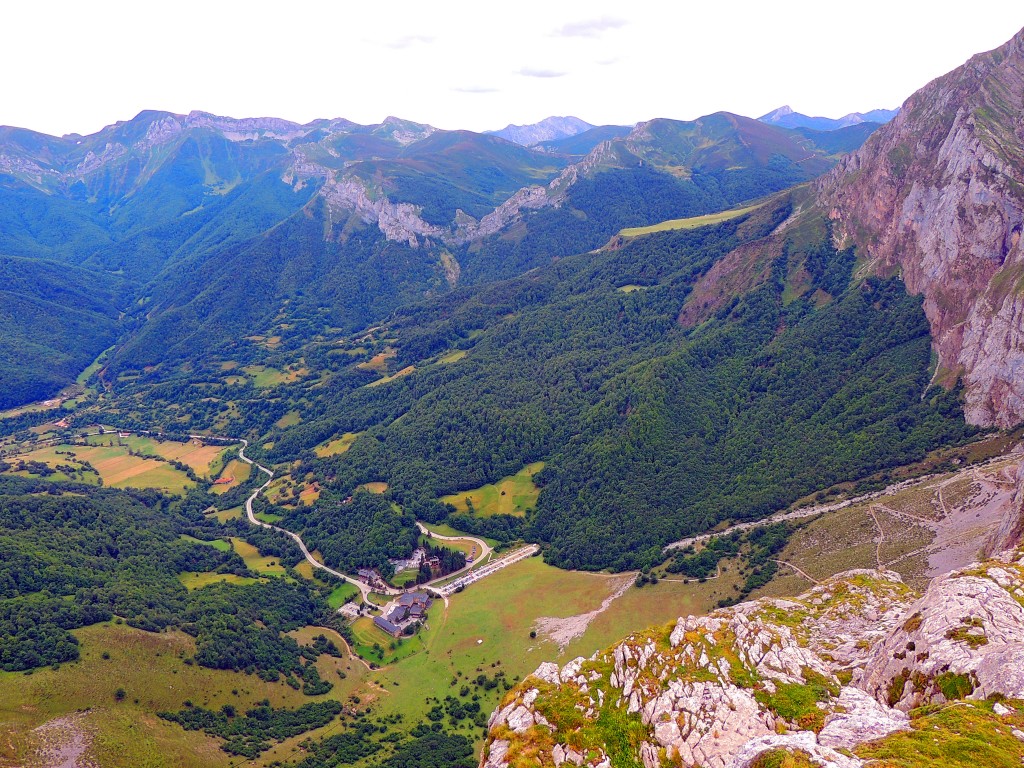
left=868, top=506, right=885, bottom=568
left=772, top=559, right=819, bottom=584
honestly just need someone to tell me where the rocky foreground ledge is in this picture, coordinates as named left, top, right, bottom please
left=482, top=548, right=1024, bottom=767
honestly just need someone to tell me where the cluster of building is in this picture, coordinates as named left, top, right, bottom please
left=372, top=591, right=432, bottom=637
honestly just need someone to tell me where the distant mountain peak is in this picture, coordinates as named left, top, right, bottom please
left=758, top=105, right=795, bottom=121
left=487, top=116, right=595, bottom=146
left=759, top=105, right=899, bottom=131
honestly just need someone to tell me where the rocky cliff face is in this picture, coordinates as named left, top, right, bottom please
left=817, top=28, right=1024, bottom=429
left=482, top=547, right=1024, bottom=767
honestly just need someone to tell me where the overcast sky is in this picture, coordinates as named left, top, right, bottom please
left=4, top=1, right=1022, bottom=137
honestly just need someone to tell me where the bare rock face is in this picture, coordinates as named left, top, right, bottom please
left=858, top=555, right=1024, bottom=710
left=817, top=27, right=1024, bottom=428
left=986, top=459, right=1024, bottom=554
left=730, top=732, right=863, bottom=768
left=481, top=550, right=1024, bottom=768
left=818, top=686, right=909, bottom=750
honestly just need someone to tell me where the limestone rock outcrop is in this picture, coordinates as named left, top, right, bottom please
left=481, top=548, right=1024, bottom=767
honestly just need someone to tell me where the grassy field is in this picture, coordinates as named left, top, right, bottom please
left=230, top=538, right=288, bottom=576
left=208, top=505, right=243, bottom=523
left=83, top=434, right=229, bottom=477
left=210, top=458, right=251, bottom=493
left=263, top=474, right=321, bottom=508
left=180, top=535, right=231, bottom=552
left=242, top=365, right=304, bottom=388
left=359, top=482, right=389, bottom=494
left=619, top=204, right=762, bottom=237
left=0, top=621, right=369, bottom=768
left=275, top=410, right=302, bottom=428
left=365, top=365, right=415, bottom=388
left=327, top=582, right=360, bottom=609
left=437, top=350, right=468, bottom=364
left=350, top=612, right=434, bottom=666
left=440, top=462, right=543, bottom=517
left=421, top=522, right=500, bottom=548
left=365, top=555, right=726, bottom=731
left=356, top=349, right=395, bottom=373
left=8, top=443, right=193, bottom=495
left=179, top=572, right=258, bottom=590
left=314, top=432, right=362, bottom=457
left=391, top=568, right=422, bottom=587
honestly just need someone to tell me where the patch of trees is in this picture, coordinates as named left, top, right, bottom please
left=159, top=699, right=343, bottom=758
left=667, top=523, right=797, bottom=605
left=279, top=490, right=419, bottom=578
left=282, top=721, right=383, bottom=768
left=0, top=476, right=336, bottom=675
left=414, top=541, right=466, bottom=584
left=375, top=730, right=475, bottom=768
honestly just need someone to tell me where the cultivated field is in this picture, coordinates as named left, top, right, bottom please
left=210, top=457, right=251, bottom=493
left=365, top=365, right=415, bottom=388
left=83, top=434, right=229, bottom=477
left=314, top=431, right=362, bottom=457
left=242, top=365, right=305, bottom=387
left=7, top=443, right=193, bottom=495
left=230, top=538, right=288, bottom=576
left=437, top=350, right=468, bottom=364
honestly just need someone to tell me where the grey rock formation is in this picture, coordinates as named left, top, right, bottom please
left=481, top=547, right=1024, bottom=768
left=858, top=557, right=1024, bottom=709
left=818, top=28, right=1024, bottom=428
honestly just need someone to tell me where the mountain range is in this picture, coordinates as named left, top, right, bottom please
left=487, top=115, right=600, bottom=146
left=2, top=20, right=1024, bottom=768
left=758, top=104, right=900, bottom=130
left=0, top=105, right=883, bottom=408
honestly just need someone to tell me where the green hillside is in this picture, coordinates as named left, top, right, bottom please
left=0, top=256, right=126, bottom=408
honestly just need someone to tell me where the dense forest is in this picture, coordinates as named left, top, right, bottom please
left=277, top=490, right=420, bottom=579
left=0, top=475, right=337, bottom=675
left=0, top=256, right=125, bottom=408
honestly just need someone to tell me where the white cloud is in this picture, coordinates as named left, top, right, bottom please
left=519, top=68, right=568, bottom=79
left=382, top=34, right=435, bottom=49
left=552, top=16, right=627, bottom=38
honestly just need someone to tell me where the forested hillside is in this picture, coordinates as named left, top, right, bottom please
left=75, top=188, right=976, bottom=572
left=0, top=474, right=336, bottom=678
left=0, top=257, right=125, bottom=408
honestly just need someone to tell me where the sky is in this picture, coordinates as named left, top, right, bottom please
left=4, top=1, right=1022, bottom=137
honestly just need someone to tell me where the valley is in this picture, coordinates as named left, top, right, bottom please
left=2, top=20, right=1024, bottom=768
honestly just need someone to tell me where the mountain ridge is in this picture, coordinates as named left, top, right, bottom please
left=759, top=104, right=899, bottom=131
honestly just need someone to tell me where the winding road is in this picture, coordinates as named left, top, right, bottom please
left=415, top=522, right=492, bottom=571
left=235, top=439, right=394, bottom=601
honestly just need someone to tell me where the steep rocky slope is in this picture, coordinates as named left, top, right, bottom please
left=482, top=547, right=1024, bottom=767
left=818, top=27, right=1024, bottom=429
